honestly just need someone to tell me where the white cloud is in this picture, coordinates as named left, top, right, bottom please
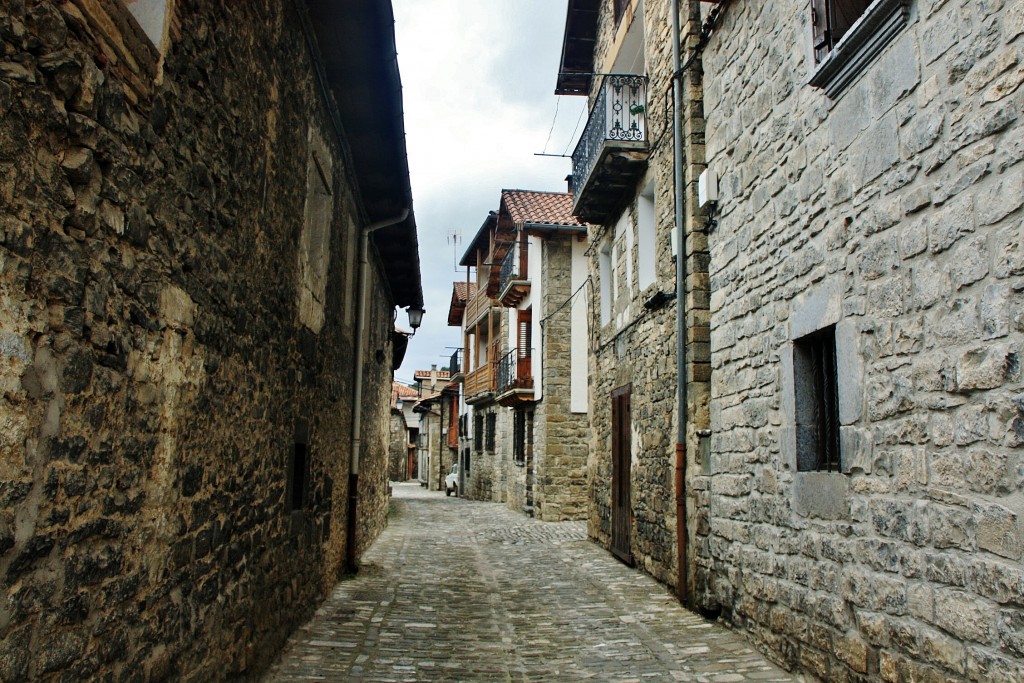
left=392, top=0, right=588, bottom=378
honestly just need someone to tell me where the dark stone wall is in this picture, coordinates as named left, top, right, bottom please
left=0, top=1, right=397, bottom=680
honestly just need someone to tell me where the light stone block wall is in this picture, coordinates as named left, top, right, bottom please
left=585, top=0, right=712, bottom=591
left=702, top=0, right=1024, bottom=680
left=533, top=236, right=589, bottom=521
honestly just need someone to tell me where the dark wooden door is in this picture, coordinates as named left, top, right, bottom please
left=611, top=385, right=633, bottom=565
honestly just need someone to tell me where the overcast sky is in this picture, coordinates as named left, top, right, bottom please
left=391, top=0, right=587, bottom=385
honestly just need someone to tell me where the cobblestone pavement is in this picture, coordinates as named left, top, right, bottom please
left=262, top=483, right=798, bottom=683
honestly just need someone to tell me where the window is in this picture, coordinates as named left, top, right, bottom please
left=287, top=442, right=310, bottom=511
left=793, top=326, right=840, bottom=472
left=464, top=447, right=471, bottom=475
left=809, top=0, right=910, bottom=98
left=599, top=241, right=612, bottom=325
left=613, top=0, right=629, bottom=23
left=811, top=0, right=872, bottom=63
left=485, top=413, right=496, bottom=452
left=513, top=410, right=526, bottom=466
left=474, top=414, right=484, bottom=451
left=637, top=182, right=656, bottom=290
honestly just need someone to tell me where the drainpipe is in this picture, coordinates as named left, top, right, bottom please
left=345, top=209, right=410, bottom=573
left=671, top=0, right=690, bottom=608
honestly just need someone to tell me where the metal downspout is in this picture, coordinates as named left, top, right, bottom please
left=345, top=209, right=410, bottom=573
left=671, top=0, right=690, bottom=608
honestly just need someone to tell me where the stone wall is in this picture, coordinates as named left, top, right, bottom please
left=702, top=0, right=1024, bottom=680
left=533, top=235, right=589, bottom=521
left=388, top=411, right=408, bottom=481
left=0, top=1, right=399, bottom=679
left=584, top=0, right=711, bottom=590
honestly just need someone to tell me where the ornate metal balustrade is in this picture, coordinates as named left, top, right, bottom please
left=497, top=347, right=533, bottom=400
left=499, top=244, right=518, bottom=294
left=570, top=74, right=649, bottom=224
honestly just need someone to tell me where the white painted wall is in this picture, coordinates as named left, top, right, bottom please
left=637, top=182, right=656, bottom=290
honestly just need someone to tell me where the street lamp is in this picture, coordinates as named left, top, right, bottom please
left=406, top=305, right=425, bottom=335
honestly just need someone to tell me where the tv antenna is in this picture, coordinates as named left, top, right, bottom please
left=447, top=227, right=462, bottom=270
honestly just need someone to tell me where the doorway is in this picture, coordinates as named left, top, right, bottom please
left=611, top=385, right=633, bottom=564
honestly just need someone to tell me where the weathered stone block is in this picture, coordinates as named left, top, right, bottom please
left=975, top=502, right=1022, bottom=560
left=934, top=590, right=995, bottom=643
left=792, top=472, right=850, bottom=520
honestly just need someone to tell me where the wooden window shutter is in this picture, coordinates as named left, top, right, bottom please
left=518, top=309, right=532, bottom=358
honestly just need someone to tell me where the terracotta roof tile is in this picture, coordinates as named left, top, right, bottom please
left=452, top=281, right=476, bottom=303
left=501, top=190, right=588, bottom=229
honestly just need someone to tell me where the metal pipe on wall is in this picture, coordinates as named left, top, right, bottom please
left=671, top=0, right=690, bottom=608
left=345, top=209, right=410, bottom=573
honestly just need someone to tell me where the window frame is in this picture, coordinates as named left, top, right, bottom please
left=807, top=0, right=910, bottom=98
left=793, top=326, right=841, bottom=473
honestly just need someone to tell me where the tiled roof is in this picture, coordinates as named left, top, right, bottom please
left=501, top=190, right=588, bottom=229
left=453, top=281, right=477, bottom=303
left=391, top=382, right=418, bottom=404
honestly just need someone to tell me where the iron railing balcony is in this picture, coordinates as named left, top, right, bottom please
left=498, top=242, right=530, bottom=307
left=448, top=348, right=463, bottom=380
left=496, top=347, right=534, bottom=407
left=570, top=74, right=649, bottom=224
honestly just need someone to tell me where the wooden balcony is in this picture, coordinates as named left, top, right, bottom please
left=571, top=74, right=649, bottom=224
left=464, top=361, right=496, bottom=404
left=464, top=287, right=496, bottom=329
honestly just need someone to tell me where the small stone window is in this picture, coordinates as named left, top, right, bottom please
left=808, top=0, right=909, bottom=98
left=793, top=326, right=841, bottom=472
left=485, top=412, right=496, bottom=452
left=287, top=441, right=310, bottom=511
left=464, top=447, right=471, bottom=475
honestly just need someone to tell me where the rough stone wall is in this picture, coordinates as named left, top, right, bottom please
left=703, top=0, right=1024, bottom=680
left=0, top=1, right=397, bottom=680
left=388, top=411, right=408, bottom=481
left=533, top=235, right=589, bottom=521
left=585, top=0, right=711, bottom=589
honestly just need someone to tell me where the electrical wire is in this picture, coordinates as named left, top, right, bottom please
left=562, top=102, right=588, bottom=156
left=541, top=96, right=562, bottom=155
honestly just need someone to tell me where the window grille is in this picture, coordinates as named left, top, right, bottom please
left=513, top=410, right=526, bottom=466
left=485, top=413, right=496, bottom=452
left=474, top=414, right=484, bottom=451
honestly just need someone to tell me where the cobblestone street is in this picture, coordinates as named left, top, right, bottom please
left=262, top=483, right=796, bottom=682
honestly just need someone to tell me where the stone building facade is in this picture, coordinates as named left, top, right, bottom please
left=556, top=0, right=712, bottom=588
left=448, top=191, right=590, bottom=521
left=0, top=1, right=421, bottom=680
left=700, top=0, right=1024, bottom=681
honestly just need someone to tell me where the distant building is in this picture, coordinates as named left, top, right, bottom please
left=449, top=191, right=590, bottom=520
left=389, top=382, right=420, bottom=481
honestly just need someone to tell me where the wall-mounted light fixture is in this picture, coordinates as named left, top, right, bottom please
left=406, top=305, right=425, bottom=335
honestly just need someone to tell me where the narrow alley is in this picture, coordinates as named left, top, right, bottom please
left=262, top=484, right=796, bottom=683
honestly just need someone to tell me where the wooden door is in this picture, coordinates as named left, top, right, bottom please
left=611, top=385, right=633, bottom=565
